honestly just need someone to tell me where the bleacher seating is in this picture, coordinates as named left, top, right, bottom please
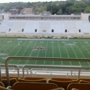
left=67, top=83, right=90, bottom=90
left=0, top=76, right=90, bottom=90
left=0, top=86, right=13, bottom=90
left=0, top=20, right=90, bottom=35
left=49, top=80, right=74, bottom=90
left=2, top=78, right=17, bottom=87
left=0, top=82, right=5, bottom=87
left=11, top=21, right=26, bottom=33
left=18, top=79, right=47, bottom=83
left=11, top=82, right=59, bottom=90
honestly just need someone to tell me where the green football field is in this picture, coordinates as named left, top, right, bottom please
left=0, top=38, right=90, bottom=66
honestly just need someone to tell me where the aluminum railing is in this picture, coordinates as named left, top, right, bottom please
left=5, top=56, right=90, bottom=86
left=0, top=64, right=19, bottom=81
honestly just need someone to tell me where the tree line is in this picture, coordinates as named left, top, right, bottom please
left=0, top=0, right=90, bottom=14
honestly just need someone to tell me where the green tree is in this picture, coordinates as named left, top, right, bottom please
left=85, top=7, right=90, bottom=13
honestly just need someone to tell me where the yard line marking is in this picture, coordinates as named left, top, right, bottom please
left=17, top=41, right=31, bottom=65
left=58, top=41, right=63, bottom=65
left=8, top=40, right=21, bottom=63
left=52, top=40, right=54, bottom=65
left=75, top=41, right=86, bottom=66
left=28, top=40, right=38, bottom=64
left=0, top=38, right=13, bottom=63
left=44, top=40, right=48, bottom=65
left=76, top=41, right=86, bottom=58
left=65, top=41, right=72, bottom=65
left=67, top=40, right=81, bottom=66
left=79, top=41, right=90, bottom=65
left=64, top=42, right=69, bottom=58
left=9, top=40, right=26, bottom=64
left=26, top=40, right=36, bottom=64
left=67, top=40, right=76, bottom=65
left=85, top=41, right=90, bottom=65
left=35, top=41, right=43, bottom=65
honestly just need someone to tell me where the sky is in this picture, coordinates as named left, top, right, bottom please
left=0, top=0, right=66, bottom=3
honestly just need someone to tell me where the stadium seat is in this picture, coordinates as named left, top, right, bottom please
left=49, top=80, right=75, bottom=90
left=18, top=79, right=47, bottom=83
left=0, top=86, right=13, bottom=90
left=50, top=87, right=65, bottom=90
left=51, top=78, right=75, bottom=81
left=78, top=80, right=90, bottom=83
left=11, top=82, right=59, bottom=90
left=2, top=78, right=17, bottom=87
left=67, top=83, right=90, bottom=90
left=24, top=77, right=46, bottom=80
left=2, top=76, right=19, bottom=81
left=78, top=78, right=90, bottom=82
left=0, top=82, right=5, bottom=87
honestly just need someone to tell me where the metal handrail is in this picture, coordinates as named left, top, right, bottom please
left=0, top=64, right=19, bottom=82
left=22, top=65, right=90, bottom=79
left=5, top=56, right=90, bottom=86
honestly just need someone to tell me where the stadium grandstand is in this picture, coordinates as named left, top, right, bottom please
left=0, top=13, right=90, bottom=90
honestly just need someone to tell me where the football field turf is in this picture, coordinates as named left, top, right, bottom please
left=0, top=38, right=90, bottom=66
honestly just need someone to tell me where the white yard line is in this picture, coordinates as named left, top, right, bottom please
left=64, top=41, right=72, bottom=65
left=0, top=38, right=13, bottom=62
left=67, top=40, right=81, bottom=66
left=28, top=40, right=38, bottom=64
left=76, top=42, right=86, bottom=58
left=75, top=41, right=86, bottom=66
left=44, top=40, right=48, bottom=65
left=79, top=41, right=90, bottom=65
left=58, top=41, right=61, bottom=57
left=8, top=40, right=21, bottom=63
left=67, top=41, right=76, bottom=65
left=35, top=41, right=43, bottom=65
left=52, top=40, right=54, bottom=65
left=26, top=41, right=33, bottom=64
left=17, top=41, right=31, bottom=64
left=9, top=40, right=26, bottom=64
left=58, top=41, right=63, bottom=65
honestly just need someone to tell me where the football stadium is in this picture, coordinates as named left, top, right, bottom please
left=0, top=12, right=90, bottom=90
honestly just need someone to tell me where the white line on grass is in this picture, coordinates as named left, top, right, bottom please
left=17, top=41, right=31, bottom=65
left=76, top=42, right=86, bottom=58
left=64, top=41, right=72, bottom=65
left=9, top=40, right=26, bottom=64
left=79, top=41, right=90, bottom=65
left=58, top=41, right=63, bottom=65
left=44, top=40, right=48, bottom=65
left=8, top=40, right=22, bottom=63
left=67, top=40, right=77, bottom=65
left=0, top=38, right=13, bottom=63
left=67, top=40, right=81, bottom=66
left=75, top=41, right=86, bottom=66
left=28, top=40, right=38, bottom=64
left=58, top=41, right=61, bottom=57
left=35, top=41, right=43, bottom=65
left=52, top=40, right=54, bottom=65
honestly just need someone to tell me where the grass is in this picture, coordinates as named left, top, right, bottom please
left=0, top=38, right=90, bottom=66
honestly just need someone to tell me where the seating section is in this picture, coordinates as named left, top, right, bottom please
left=11, top=82, right=59, bottom=90
left=0, top=86, right=13, bottom=90
left=49, top=80, right=74, bottom=90
left=24, top=77, right=45, bottom=80
left=67, top=83, right=90, bottom=90
left=0, top=77, right=90, bottom=90
left=1, top=20, right=90, bottom=34
left=2, top=78, right=17, bottom=87
left=51, top=78, right=75, bottom=81
left=18, top=79, right=47, bottom=83
left=0, top=82, right=5, bottom=87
